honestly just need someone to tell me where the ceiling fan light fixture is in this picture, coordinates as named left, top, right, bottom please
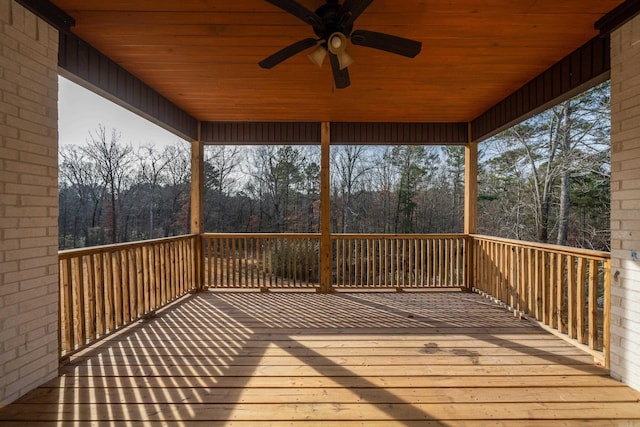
left=307, top=45, right=327, bottom=68
left=261, top=0, right=422, bottom=89
left=328, top=32, right=348, bottom=55
left=337, top=50, right=354, bottom=70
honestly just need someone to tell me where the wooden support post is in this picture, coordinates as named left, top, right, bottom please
left=319, top=122, right=333, bottom=293
left=464, top=140, right=478, bottom=235
left=190, top=124, right=205, bottom=290
left=464, top=134, right=478, bottom=289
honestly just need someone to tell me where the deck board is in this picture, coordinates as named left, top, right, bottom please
left=1, top=291, right=639, bottom=425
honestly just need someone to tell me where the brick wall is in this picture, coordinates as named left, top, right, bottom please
left=0, top=0, right=59, bottom=405
left=610, top=13, right=640, bottom=391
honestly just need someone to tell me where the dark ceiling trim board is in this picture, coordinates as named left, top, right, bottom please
left=58, top=32, right=198, bottom=141
left=15, top=0, right=75, bottom=31
left=200, top=122, right=469, bottom=145
left=596, top=0, right=640, bottom=35
left=330, top=122, right=469, bottom=145
left=201, top=122, right=321, bottom=145
left=471, top=35, right=611, bottom=142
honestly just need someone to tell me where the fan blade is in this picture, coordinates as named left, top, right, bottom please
left=339, top=0, right=374, bottom=28
left=329, top=52, right=350, bottom=89
left=351, top=29, right=422, bottom=58
left=264, top=0, right=322, bottom=26
left=259, top=38, right=318, bottom=69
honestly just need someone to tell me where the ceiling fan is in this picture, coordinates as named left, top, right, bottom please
left=259, top=0, right=422, bottom=89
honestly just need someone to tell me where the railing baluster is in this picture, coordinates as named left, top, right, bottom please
left=557, top=253, right=565, bottom=334
left=444, top=239, right=450, bottom=288
left=61, top=258, right=73, bottom=352
left=534, top=249, right=542, bottom=320
left=588, top=259, right=599, bottom=350
left=127, top=249, right=136, bottom=319
left=228, top=237, right=232, bottom=288
left=549, top=252, right=557, bottom=328
left=94, top=252, right=105, bottom=337
left=576, top=257, right=587, bottom=344
left=371, top=238, right=377, bottom=287
left=113, top=250, right=123, bottom=328
left=567, top=255, right=576, bottom=339
left=121, top=250, right=130, bottom=322
left=72, top=257, right=85, bottom=346
left=85, top=254, right=96, bottom=341
left=136, top=247, right=144, bottom=317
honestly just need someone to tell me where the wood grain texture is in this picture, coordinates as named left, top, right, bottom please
left=49, top=0, right=622, bottom=123
left=2, top=291, right=639, bottom=425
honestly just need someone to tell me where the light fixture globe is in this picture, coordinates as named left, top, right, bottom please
left=328, top=32, right=347, bottom=55
left=327, top=32, right=353, bottom=70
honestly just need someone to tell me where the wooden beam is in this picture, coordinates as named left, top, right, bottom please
left=596, top=0, right=640, bottom=36
left=190, top=126, right=204, bottom=235
left=464, top=140, right=478, bottom=235
left=330, top=122, right=468, bottom=145
left=15, top=0, right=75, bottom=31
left=200, top=122, right=320, bottom=145
left=191, top=127, right=204, bottom=289
left=319, top=122, right=333, bottom=293
left=464, top=134, right=478, bottom=290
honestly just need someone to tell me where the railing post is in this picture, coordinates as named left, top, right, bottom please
left=319, top=122, right=333, bottom=293
left=465, top=235, right=474, bottom=290
left=603, top=258, right=611, bottom=368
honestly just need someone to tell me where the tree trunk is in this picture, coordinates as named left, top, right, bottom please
left=557, top=170, right=570, bottom=245
left=557, top=102, right=572, bottom=246
left=538, top=193, right=550, bottom=243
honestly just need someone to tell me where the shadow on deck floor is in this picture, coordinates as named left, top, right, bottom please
left=1, top=291, right=639, bottom=426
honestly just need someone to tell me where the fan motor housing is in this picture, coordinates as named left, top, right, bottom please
left=313, top=1, right=353, bottom=39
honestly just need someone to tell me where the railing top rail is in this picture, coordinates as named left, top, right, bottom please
left=202, top=232, right=321, bottom=239
left=59, top=234, right=197, bottom=259
left=333, top=233, right=468, bottom=239
left=203, top=232, right=467, bottom=239
left=471, top=234, right=610, bottom=260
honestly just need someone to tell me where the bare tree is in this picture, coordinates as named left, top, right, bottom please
left=81, top=124, right=134, bottom=243
left=59, top=145, right=103, bottom=247
left=332, top=145, right=372, bottom=232
left=204, top=146, right=242, bottom=230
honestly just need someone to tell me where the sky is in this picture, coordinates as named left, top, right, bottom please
left=58, top=76, right=186, bottom=149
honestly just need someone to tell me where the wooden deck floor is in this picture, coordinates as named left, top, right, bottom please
left=1, top=291, right=640, bottom=426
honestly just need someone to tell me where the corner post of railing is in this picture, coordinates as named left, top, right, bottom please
left=603, top=257, right=611, bottom=369
left=193, top=234, right=204, bottom=291
left=465, top=234, right=475, bottom=290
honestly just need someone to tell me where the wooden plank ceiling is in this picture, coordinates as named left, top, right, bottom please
left=50, top=0, right=623, bottom=123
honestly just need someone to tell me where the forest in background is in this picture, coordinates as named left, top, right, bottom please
left=58, top=83, right=610, bottom=251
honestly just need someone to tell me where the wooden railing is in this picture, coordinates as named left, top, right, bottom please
left=57, top=232, right=611, bottom=366
left=202, top=233, right=321, bottom=289
left=333, top=234, right=467, bottom=289
left=202, top=233, right=467, bottom=290
left=58, top=235, right=197, bottom=357
left=471, top=235, right=610, bottom=366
